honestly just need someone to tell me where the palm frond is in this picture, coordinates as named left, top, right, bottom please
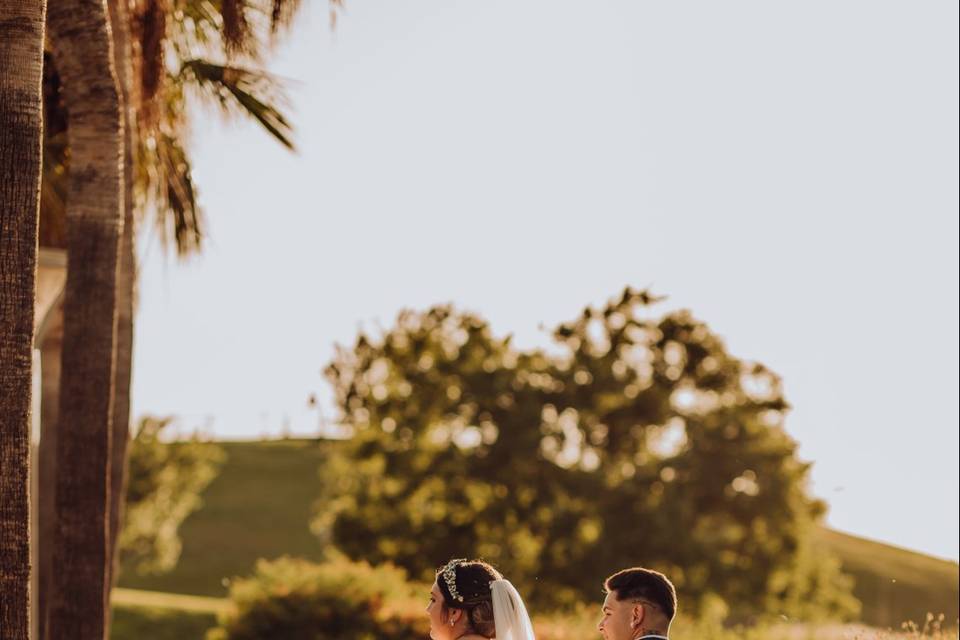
left=160, top=133, right=204, bottom=256
left=175, top=0, right=227, bottom=56
left=180, top=59, right=295, bottom=149
left=136, top=0, right=168, bottom=120
left=137, top=131, right=205, bottom=257
left=269, top=0, right=301, bottom=34
left=220, top=0, right=253, bottom=55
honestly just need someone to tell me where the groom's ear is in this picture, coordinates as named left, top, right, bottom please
left=631, top=602, right=646, bottom=627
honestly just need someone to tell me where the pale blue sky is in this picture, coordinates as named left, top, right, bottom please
left=133, top=0, right=959, bottom=560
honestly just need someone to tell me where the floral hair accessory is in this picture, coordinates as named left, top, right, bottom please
left=442, top=558, right=466, bottom=602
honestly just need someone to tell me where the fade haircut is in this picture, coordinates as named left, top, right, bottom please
left=604, top=567, right=677, bottom=621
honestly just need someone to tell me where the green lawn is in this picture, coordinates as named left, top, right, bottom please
left=110, top=589, right=225, bottom=639
left=111, top=604, right=217, bottom=640
left=113, top=588, right=230, bottom=614
left=117, top=439, right=959, bottom=629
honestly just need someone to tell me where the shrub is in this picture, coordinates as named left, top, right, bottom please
left=205, top=556, right=429, bottom=640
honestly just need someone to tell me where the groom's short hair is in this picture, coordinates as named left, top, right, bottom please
left=604, top=567, right=677, bottom=621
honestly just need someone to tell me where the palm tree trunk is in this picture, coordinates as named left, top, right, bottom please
left=0, top=0, right=46, bottom=636
left=106, top=184, right=134, bottom=593
left=105, top=0, right=136, bottom=602
left=37, top=309, right=62, bottom=640
left=45, top=0, right=124, bottom=635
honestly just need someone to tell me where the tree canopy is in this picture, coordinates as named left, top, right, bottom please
left=316, top=288, right=858, bottom=619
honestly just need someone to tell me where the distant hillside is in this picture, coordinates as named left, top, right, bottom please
left=119, top=440, right=329, bottom=596
left=118, top=440, right=959, bottom=628
left=814, top=528, right=958, bottom=628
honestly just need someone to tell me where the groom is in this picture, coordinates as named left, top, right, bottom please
left=597, top=567, right=677, bottom=640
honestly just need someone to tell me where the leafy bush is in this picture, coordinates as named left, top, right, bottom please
left=205, top=556, right=429, bottom=640
left=120, top=416, right=225, bottom=575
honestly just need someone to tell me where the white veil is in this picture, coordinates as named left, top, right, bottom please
left=490, top=579, right=536, bottom=640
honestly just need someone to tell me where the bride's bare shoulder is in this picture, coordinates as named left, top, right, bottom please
left=460, top=635, right=491, bottom=640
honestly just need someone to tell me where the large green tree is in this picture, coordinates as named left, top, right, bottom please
left=318, top=288, right=859, bottom=620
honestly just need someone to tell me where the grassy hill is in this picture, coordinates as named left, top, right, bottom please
left=117, top=439, right=959, bottom=628
left=814, top=528, right=959, bottom=629
left=118, top=439, right=329, bottom=596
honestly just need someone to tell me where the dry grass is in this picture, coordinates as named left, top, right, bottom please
left=111, top=586, right=957, bottom=640
left=534, top=608, right=957, bottom=640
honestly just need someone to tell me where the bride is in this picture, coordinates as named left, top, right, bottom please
left=426, top=558, right=536, bottom=640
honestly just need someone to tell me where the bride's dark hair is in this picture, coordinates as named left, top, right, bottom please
left=436, top=559, right=503, bottom=638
